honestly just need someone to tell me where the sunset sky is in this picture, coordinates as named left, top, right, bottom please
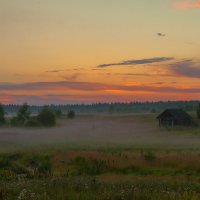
left=1, top=0, right=200, bottom=104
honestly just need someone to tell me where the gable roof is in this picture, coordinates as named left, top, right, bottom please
left=157, top=109, right=193, bottom=121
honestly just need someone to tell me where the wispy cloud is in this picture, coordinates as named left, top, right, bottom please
left=0, top=81, right=200, bottom=93
left=167, top=59, right=200, bottom=78
left=102, top=57, right=200, bottom=79
left=96, top=57, right=174, bottom=68
left=105, top=72, right=178, bottom=77
left=175, top=0, right=200, bottom=9
left=63, top=73, right=81, bottom=81
left=45, top=68, right=83, bottom=73
left=153, top=82, right=165, bottom=85
left=45, top=70, right=65, bottom=73
left=0, top=81, right=109, bottom=91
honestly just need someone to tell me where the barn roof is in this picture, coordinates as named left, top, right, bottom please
left=157, top=109, right=193, bottom=120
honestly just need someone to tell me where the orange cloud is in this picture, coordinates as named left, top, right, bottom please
left=176, top=0, right=200, bottom=9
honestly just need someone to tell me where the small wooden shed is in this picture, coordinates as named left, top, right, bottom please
left=157, top=109, right=194, bottom=127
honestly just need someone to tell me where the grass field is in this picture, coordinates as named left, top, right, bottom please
left=0, top=113, right=200, bottom=199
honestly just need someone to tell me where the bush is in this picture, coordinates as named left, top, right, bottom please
left=108, top=105, right=115, bottom=114
left=11, top=164, right=28, bottom=174
left=24, top=118, right=41, bottom=127
left=55, top=110, right=62, bottom=118
left=24, top=154, right=52, bottom=175
left=16, top=103, right=31, bottom=125
left=197, top=104, right=200, bottom=119
left=10, top=117, right=21, bottom=127
left=0, top=156, right=11, bottom=168
left=70, top=157, right=106, bottom=175
left=67, top=110, right=75, bottom=119
left=0, top=104, right=6, bottom=126
left=38, top=107, right=56, bottom=127
left=144, top=151, right=156, bottom=161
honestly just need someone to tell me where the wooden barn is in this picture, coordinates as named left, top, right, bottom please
left=157, top=109, right=194, bottom=128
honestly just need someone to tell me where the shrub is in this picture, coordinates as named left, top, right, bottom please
left=67, top=110, right=75, bottom=119
left=70, top=157, right=106, bottom=175
left=24, top=117, right=41, bottom=127
left=0, top=169, right=14, bottom=179
left=144, top=151, right=156, bottom=161
left=11, top=164, right=28, bottom=174
left=109, top=104, right=115, bottom=114
left=24, top=154, right=52, bottom=175
left=55, top=110, right=62, bottom=118
left=0, top=156, right=11, bottom=168
left=197, top=104, right=200, bottom=119
left=151, top=108, right=156, bottom=113
left=10, top=117, right=21, bottom=126
left=38, top=107, right=56, bottom=127
left=16, top=103, right=31, bottom=125
left=0, top=104, right=6, bottom=126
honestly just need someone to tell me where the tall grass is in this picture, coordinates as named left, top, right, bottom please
left=0, top=178, right=200, bottom=200
left=0, top=150, right=200, bottom=199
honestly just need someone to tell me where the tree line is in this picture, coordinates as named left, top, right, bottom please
left=0, top=101, right=200, bottom=127
left=0, top=103, right=75, bottom=127
left=2, top=101, right=200, bottom=115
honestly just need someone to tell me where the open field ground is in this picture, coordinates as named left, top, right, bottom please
left=0, top=114, right=200, bottom=199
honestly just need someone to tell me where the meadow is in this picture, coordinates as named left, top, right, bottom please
left=0, top=113, right=200, bottom=199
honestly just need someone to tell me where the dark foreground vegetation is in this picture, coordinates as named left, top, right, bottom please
left=1, top=177, right=200, bottom=200
left=0, top=150, right=200, bottom=199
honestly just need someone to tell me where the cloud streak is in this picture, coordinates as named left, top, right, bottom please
left=0, top=81, right=200, bottom=93
left=45, top=70, right=63, bottom=73
left=96, top=56, right=200, bottom=79
left=97, top=57, right=174, bottom=68
left=63, top=73, right=81, bottom=81
left=167, top=59, right=200, bottom=78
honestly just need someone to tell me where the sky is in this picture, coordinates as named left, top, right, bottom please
left=1, top=0, right=200, bottom=104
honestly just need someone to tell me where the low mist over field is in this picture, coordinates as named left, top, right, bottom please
left=0, top=113, right=200, bottom=152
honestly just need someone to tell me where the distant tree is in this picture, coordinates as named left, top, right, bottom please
left=151, top=108, right=156, bottom=113
left=197, top=104, right=200, bottom=119
left=108, top=104, right=115, bottom=114
left=0, top=104, right=6, bottom=125
left=10, top=117, right=20, bottom=127
left=24, top=117, right=41, bottom=127
left=38, top=107, right=56, bottom=127
left=55, top=110, right=62, bottom=118
left=16, top=103, right=31, bottom=125
left=67, top=110, right=75, bottom=119
left=144, top=151, right=156, bottom=161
